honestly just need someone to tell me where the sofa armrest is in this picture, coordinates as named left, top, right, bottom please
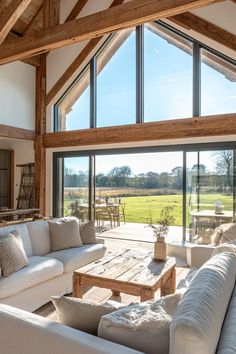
left=0, top=305, right=143, bottom=354
left=187, top=244, right=215, bottom=268
left=95, top=237, right=105, bottom=244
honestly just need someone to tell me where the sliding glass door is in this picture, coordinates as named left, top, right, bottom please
left=53, top=156, right=90, bottom=220
left=186, top=149, right=235, bottom=242
left=53, top=144, right=236, bottom=243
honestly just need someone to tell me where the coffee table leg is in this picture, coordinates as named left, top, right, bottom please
left=161, top=267, right=176, bottom=297
left=73, top=274, right=83, bottom=298
left=140, top=288, right=155, bottom=302
left=112, top=290, right=120, bottom=297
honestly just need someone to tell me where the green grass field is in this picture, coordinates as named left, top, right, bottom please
left=64, top=193, right=233, bottom=226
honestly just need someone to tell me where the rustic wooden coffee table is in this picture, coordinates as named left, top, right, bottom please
left=73, top=249, right=176, bottom=302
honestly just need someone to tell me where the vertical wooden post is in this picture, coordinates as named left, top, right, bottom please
left=35, top=54, right=46, bottom=215
left=34, top=0, right=60, bottom=215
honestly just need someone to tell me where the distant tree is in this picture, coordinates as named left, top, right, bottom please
left=214, top=150, right=233, bottom=188
left=191, top=164, right=207, bottom=174
left=109, top=166, right=132, bottom=187
left=172, top=166, right=183, bottom=189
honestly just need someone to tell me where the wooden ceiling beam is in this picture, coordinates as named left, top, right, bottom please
left=0, top=124, right=35, bottom=140
left=65, top=0, right=88, bottom=22
left=43, top=113, right=236, bottom=148
left=23, top=4, right=43, bottom=35
left=46, top=0, right=125, bottom=105
left=169, top=12, right=236, bottom=51
left=0, top=0, right=220, bottom=65
left=0, top=0, right=33, bottom=45
left=43, top=0, right=60, bottom=28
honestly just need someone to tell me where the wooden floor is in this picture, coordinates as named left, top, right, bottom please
left=35, top=238, right=190, bottom=321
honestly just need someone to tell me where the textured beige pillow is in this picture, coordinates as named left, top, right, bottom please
left=51, top=296, right=122, bottom=335
left=212, top=242, right=236, bottom=257
left=0, top=231, right=28, bottom=277
left=98, top=293, right=182, bottom=354
left=48, top=217, right=83, bottom=251
left=80, top=220, right=96, bottom=244
left=219, top=223, right=236, bottom=244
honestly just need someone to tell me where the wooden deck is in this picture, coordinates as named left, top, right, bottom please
left=35, top=237, right=190, bottom=320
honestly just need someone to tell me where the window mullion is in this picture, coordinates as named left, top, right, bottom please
left=136, top=25, right=144, bottom=123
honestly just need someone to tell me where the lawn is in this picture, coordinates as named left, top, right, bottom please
left=64, top=192, right=233, bottom=226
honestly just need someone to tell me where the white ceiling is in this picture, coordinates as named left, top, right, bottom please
left=191, top=0, right=236, bottom=35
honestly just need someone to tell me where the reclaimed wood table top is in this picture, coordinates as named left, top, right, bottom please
left=74, top=249, right=176, bottom=291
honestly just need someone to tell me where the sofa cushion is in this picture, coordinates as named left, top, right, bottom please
left=51, top=296, right=123, bottom=335
left=0, top=256, right=63, bottom=299
left=219, top=223, right=236, bottom=243
left=48, top=217, right=83, bottom=251
left=170, top=252, right=236, bottom=354
left=217, top=285, right=236, bottom=353
left=47, top=244, right=106, bottom=273
left=27, top=221, right=51, bottom=256
left=98, top=293, right=182, bottom=354
left=0, top=231, right=28, bottom=277
left=80, top=221, right=97, bottom=244
left=0, top=224, right=32, bottom=256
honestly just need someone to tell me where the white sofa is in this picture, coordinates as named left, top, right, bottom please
left=0, top=219, right=106, bottom=311
left=0, top=252, right=235, bottom=354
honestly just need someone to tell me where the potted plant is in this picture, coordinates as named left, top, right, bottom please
left=148, top=205, right=175, bottom=261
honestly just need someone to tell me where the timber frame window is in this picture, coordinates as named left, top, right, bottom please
left=54, top=21, right=236, bottom=131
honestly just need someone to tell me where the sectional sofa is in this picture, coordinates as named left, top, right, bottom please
left=0, top=219, right=106, bottom=311
left=0, top=251, right=235, bottom=354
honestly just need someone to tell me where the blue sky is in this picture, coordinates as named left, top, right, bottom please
left=63, top=26, right=236, bottom=174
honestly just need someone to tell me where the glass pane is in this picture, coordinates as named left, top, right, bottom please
left=56, top=68, right=90, bottom=131
left=96, top=29, right=136, bottom=127
left=187, top=150, right=234, bottom=243
left=63, top=157, right=90, bottom=221
left=95, top=152, right=183, bottom=242
left=201, top=49, right=236, bottom=115
left=144, top=23, right=193, bottom=122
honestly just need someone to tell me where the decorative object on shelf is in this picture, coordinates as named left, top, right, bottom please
left=17, top=163, right=35, bottom=209
left=148, top=205, right=175, bottom=261
left=215, top=200, right=224, bottom=215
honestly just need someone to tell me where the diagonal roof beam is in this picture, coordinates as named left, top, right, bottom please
left=0, top=0, right=221, bottom=65
left=65, top=0, right=88, bottom=22
left=0, top=0, right=33, bottom=45
left=46, top=0, right=125, bottom=105
left=169, top=12, right=236, bottom=51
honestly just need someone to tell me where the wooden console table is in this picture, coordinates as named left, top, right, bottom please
left=73, top=249, right=176, bottom=302
left=0, top=208, right=40, bottom=222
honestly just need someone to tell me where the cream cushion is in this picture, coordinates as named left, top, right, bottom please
left=170, top=252, right=236, bottom=354
left=47, top=244, right=106, bottom=273
left=27, top=220, right=51, bottom=256
left=219, top=223, right=236, bottom=243
left=0, top=304, right=141, bottom=354
left=217, top=285, right=236, bottom=353
left=0, top=256, right=63, bottom=299
left=0, top=224, right=32, bottom=256
left=0, top=232, right=28, bottom=277
left=49, top=217, right=83, bottom=251
left=98, top=293, right=182, bottom=354
left=80, top=221, right=97, bottom=244
left=211, top=242, right=236, bottom=257
left=51, top=296, right=123, bottom=335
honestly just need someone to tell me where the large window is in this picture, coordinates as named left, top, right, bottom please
left=201, top=49, right=236, bottom=116
left=55, top=22, right=235, bottom=131
left=97, top=30, right=136, bottom=127
left=144, top=24, right=193, bottom=122
left=56, top=68, right=90, bottom=131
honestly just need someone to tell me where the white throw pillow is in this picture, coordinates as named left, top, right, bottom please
left=48, top=217, right=83, bottom=251
left=98, top=293, right=182, bottom=354
left=51, top=296, right=123, bottom=335
left=170, top=252, right=236, bottom=354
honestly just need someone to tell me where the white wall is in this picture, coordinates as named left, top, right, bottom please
left=0, top=138, right=34, bottom=208
left=0, top=62, right=35, bottom=130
